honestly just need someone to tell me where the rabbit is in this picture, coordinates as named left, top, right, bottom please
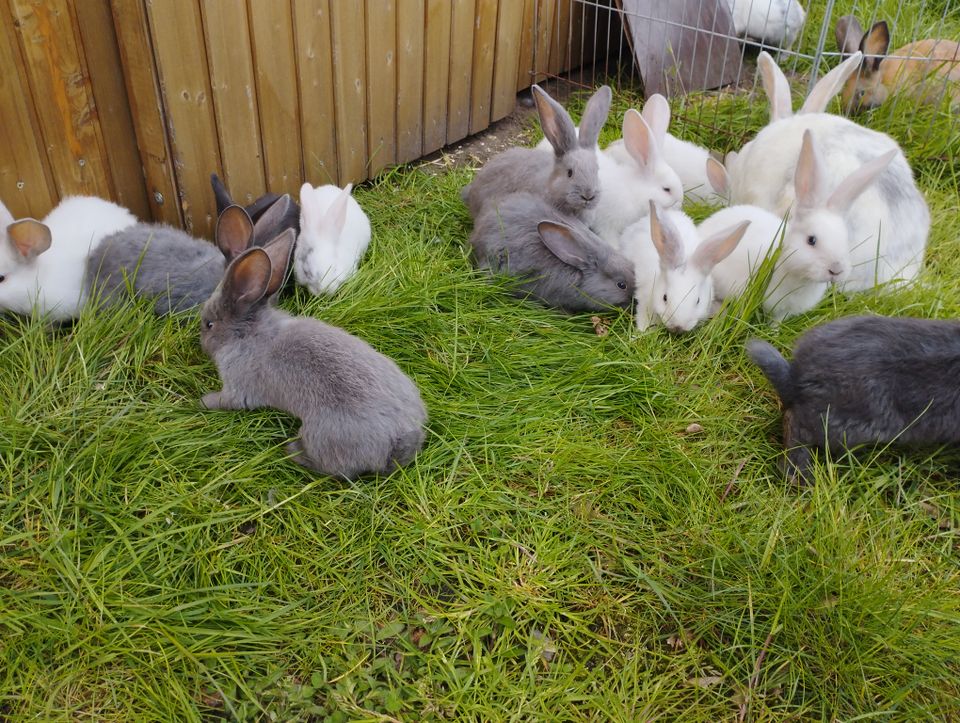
left=210, top=172, right=301, bottom=242
left=726, top=51, right=929, bottom=292
left=461, top=84, right=611, bottom=219
left=0, top=195, right=136, bottom=320
left=586, top=96, right=684, bottom=246
left=199, top=236, right=427, bottom=479
left=660, top=134, right=727, bottom=205
left=835, top=15, right=960, bottom=114
left=721, top=0, right=806, bottom=48
left=468, top=191, right=634, bottom=312
left=294, top=182, right=371, bottom=295
left=623, top=202, right=748, bottom=332
left=86, top=195, right=297, bottom=314
left=747, top=315, right=960, bottom=480
left=706, top=131, right=896, bottom=320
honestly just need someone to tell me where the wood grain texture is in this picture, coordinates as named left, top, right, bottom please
left=74, top=0, right=150, bottom=219
left=365, top=0, right=397, bottom=176
left=293, top=0, right=338, bottom=185
left=515, top=0, right=535, bottom=91
left=533, top=0, right=556, bottom=83
left=396, top=0, right=424, bottom=163
left=446, top=0, right=475, bottom=144
left=330, top=0, right=368, bottom=183
left=548, top=0, right=571, bottom=77
left=0, top=7, right=56, bottom=218
left=422, top=0, right=451, bottom=153
left=491, top=0, right=523, bottom=120
left=201, top=0, right=266, bottom=208
left=468, top=0, right=498, bottom=135
left=10, top=0, right=112, bottom=199
left=110, top=0, right=181, bottom=226
left=248, top=1, right=303, bottom=196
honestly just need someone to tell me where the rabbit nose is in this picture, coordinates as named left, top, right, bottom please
left=581, top=191, right=595, bottom=202
left=828, top=265, right=845, bottom=278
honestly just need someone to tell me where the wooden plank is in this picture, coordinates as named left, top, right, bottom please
left=364, top=0, right=397, bottom=176
left=9, top=0, right=112, bottom=199
left=292, top=0, right=338, bottom=185
left=74, top=0, right=150, bottom=219
left=396, top=0, right=425, bottom=163
left=422, top=0, right=451, bottom=153
left=0, top=8, right=56, bottom=217
left=516, top=0, right=536, bottom=91
left=329, top=0, right=368, bottom=183
left=446, top=0, right=475, bottom=144
left=468, top=0, right=498, bottom=135
left=146, top=0, right=221, bottom=236
left=110, top=0, right=182, bottom=226
left=548, top=0, right=572, bottom=77
left=248, top=1, right=303, bottom=196
left=533, top=0, right=556, bottom=83
left=490, top=0, right=524, bottom=121
left=200, top=0, right=266, bottom=208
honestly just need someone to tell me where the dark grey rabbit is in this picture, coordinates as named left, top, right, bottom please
left=85, top=195, right=296, bottom=315
left=200, top=236, right=427, bottom=479
left=461, top=84, right=611, bottom=218
left=210, top=173, right=301, bottom=243
left=747, top=315, right=960, bottom=478
left=469, top=191, right=634, bottom=312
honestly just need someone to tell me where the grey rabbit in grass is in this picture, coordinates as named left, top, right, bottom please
left=210, top=173, right=301, bottom=242
left=200, top=234, right=427, bottom=479
left=85, top=195, right=297, bottom=315
left=461, top=84, right=612, bottom=219
left=469, top=192, right=634, bottom=312
left=748, top=315, right=960, bottom=479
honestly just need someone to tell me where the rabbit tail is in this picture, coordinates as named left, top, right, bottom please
left=746, top=339, right=796, bottom=406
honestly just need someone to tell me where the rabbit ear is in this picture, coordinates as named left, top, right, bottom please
left=216, top=204, right=255, bottom=260
left=794, top=131, right=828, bottom=209
left=537, top=220, right=590, bottom=270
left=532, top=85, right=577, bottom=156
left=705, top=157, right=729, bottom=195
left=252, top=193, right=296, bottom=240
left=223, top=247, right=272, bottom=309
left=800, top=51, right=863, bottom=113
left=7, top=219, right=52, bottom=259
left=640, top=94, right=670, bottom=144
left=261, top=228, right=297, bottom=296
left=647, top=202, right=684, bottom=269
left=210, top=172, right=233, bottom=217
left=325, top=183, right=353, bottom=237
left=622, top=109, right=657, bottom=170
left=244, top=191, right=283, bottom=222
left=827, top=148, right=897, bottom=212
left=758, top=51, right=793, bottom=122
left=860, top=22, right=890, bottom=71
left=577, top=85, right=612, bottom=148
left=835, top=15, right=864, bottom=56
left=299, top=182, right=320, bottom=227
left=691, top=220, right=749, bottom=274
left=0, top=199, right=14, bottom=229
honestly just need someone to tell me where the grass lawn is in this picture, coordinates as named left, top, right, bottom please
left=2, top=2, right=959, bottom=720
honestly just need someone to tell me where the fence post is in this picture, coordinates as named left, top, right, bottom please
left=806, top=0, right=837, bottom=94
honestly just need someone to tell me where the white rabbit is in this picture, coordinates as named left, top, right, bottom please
left=727, top=51, right=929, bottom=291
left=295, top=182, right=371, bottom=295
left=706, top=131, right=896, bottom=321
left=660, top=134, right=728, bottom=205
left=0, top=196, right=136, bottom=320
left=721, top=0, right=806, bottom=48
left=623, top=202, right=748, bottom=333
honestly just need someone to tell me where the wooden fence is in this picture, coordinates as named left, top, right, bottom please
left=0, top=0, right=607, bottom=237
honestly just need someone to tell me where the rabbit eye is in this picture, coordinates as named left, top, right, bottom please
left=662, top=187, right=671, bottom=194
left=807, top=235, right=817, bottom=246
left=204, top=320, right=213, bottom=330
left=617, top=280, right=626, bottom=289
left=0, top=274, right=5, bottom=283
left=567, top=169, right=573, bottom=178
left=662, top=293, right=668, bottom=302
left=696, top=297, right=701, bottom=304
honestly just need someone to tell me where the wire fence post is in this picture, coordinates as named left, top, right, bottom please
left=806, top=0, right=838, bottom=94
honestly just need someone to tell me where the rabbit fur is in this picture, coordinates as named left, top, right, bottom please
left=468, top=192, right=634, bottom=312
left=748, top=315, right=960, bottom=479
left=461, top=84, right=611, bottom=218
left=211, top=172, right=301, bottom=243
left=721, top=0, right=806, bottom=47
left=200, top=238, right=427, bottom=479
left=0, top=195, right=136, bottom=320
left=294, top=182, right=371, bottom=295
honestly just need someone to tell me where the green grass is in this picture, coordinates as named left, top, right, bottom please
left=3, top=6, right=960, bottom=721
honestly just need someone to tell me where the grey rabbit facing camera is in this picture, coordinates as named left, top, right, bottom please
left=200, top=233, right=427, bottom=479
left=85, top=195, right=296, bottom=315
left=469, top=192, right=634, bottom=312
left=747, top=315, right=960, bottom=479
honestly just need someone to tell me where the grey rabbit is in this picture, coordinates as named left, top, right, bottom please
left=210, top=173, right=301, bottom=243
left=85, top=195, right=296, bottom=314
left=461, top=84, right=611, bottom=218
left=200, top=235, right=427, bottom=479
left=748, top=315, right=960, bottom=479
left=469, top=191, right=634, bottom=312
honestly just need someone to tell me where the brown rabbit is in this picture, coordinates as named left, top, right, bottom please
left=835, top=16, right=960, bottom=113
